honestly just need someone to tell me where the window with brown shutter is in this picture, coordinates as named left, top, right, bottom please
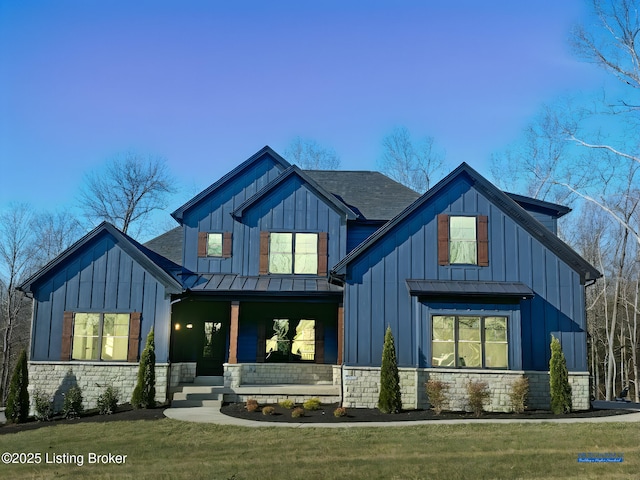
left=477, top=215, right=489, bottom=266
left=128, top=312, right=141, bottom=362
left=437, top=214, right=489, bottom=266
left=259, top=231, right=270, bottom=274
left=437, top=214, right=450, bottom=266
left=317, top=232, right=328, bottom=276
left=61, top=311, right=74, bottom=360
left=222, top=232, right=232, bottom=258
left=197, top=232, right=208, bottom=257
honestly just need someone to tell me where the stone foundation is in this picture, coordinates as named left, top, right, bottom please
left=28, top=361, right=169, bottom=412
left=342, top=366, right=590, bottom=412
left=224, top=363, right=335, bottom=388
left=169, top=362, right=197, bottom=388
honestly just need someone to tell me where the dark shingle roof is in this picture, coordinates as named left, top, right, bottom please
left=304, top=170, right=421, bottom=221
left=143, top=227, right=183, bottom=266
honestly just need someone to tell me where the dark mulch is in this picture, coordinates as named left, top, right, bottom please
left=220, top=402, right=637, bottom=424
left=0, top=403, right=167, bottom=436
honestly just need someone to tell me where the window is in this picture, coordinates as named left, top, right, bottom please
left=437, top=214, right=489, bottom=266
left=432, top=315, right=508, bottom=368
left=197, top=232, right=232, bottom=258
left=449, top=216, right=477, bottom=264
left=207, top=233, right=223, bottom=257
left=72, top=313, right=130, bottom=361
left=265, top=318, right=316, bottom=362
left=268, top=233, right=318, bottom=274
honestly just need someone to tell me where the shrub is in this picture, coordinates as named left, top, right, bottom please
left=97, top=385, right=119, bottom=415
left=333, top=407, right=347, bottom=418
left=262, top=406, right=276, bottom=415
left=246, top=399, right=259, bottom=412
left=278, top=399, right=294, bottom=409
left=378, top=326, right=402, bottom=414
left=291, top=407, right=304, bottom=418
left=62, top=386, right=84, bottom=419
left=550, top=336, right=572, bottom=414
left=509, top=376, right=529, bottom=414
left=33, top=389, right=54, bottom=422
left=131, top=328, right=156, bottom=409
left=467, top=380, right=490, bottom=417
left=425, top=379, right=449, bottom=415
left=5, top=349, right=29, bottom=423
left=303, top=398, right=321, bottom=411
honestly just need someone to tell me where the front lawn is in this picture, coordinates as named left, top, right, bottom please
left=0, top=418, right=637, bottom=479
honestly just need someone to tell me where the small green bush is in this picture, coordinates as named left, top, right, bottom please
left=333, top=407, right=347, bottom=418
left=62, top=386, right=84, bottom=419
left=378, top=326, right=402, bottom=413
left=5, top=349, right=29, bottom=423
left=33, top=389, right=54, bottom=422
left=509, top=376, right=529, bottom=414
left=262, top=406, right=276, bottom=415
left=467, top=380, right=490, bottom=417
left=303, top=398, right=321, bottom=411
left=291, top=407, right=305, bottom=418
left=245, top=399, right=259, bottom=412
left=425, top=380, right=449, bottom=415
left=97, top=385, right=119, bottom=415
left=278, top=399, right=294, bottom=409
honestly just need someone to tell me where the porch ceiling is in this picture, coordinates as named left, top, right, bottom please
left=183, top=274, right=343, bottom=296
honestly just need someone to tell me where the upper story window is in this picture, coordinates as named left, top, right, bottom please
left=259, top=231, right=328, bottom=276
left=269, top=233, right=318, bottom=274
left=438, top=214, right=489, bottom=266
left=198, top=232, right=232, bottom=258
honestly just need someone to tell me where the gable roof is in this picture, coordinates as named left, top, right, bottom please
left=232, top=165, right=358, bottom=220
left=18, top=222, right=184, bottom=295
left=171, top=146, right=290, bottom=223
left=331, top=162, right=601, bottom=283
left=305, top=170, right=421, bottom=220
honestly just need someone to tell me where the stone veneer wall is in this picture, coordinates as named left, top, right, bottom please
left=28, top=362, right=169, bottom=412
left=342, top=366, right=590, bottom=412
left=169, top=362, right=197, bottom=388
left=224, top=363, right=335, bottom=388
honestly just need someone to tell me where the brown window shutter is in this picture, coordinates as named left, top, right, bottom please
left=437, top=214, right=450, bottom=266
left=222, top=232, right=232, bottom=258
left=315, top=320, right=325, bottom=364
left=317, top=232, right=328, bottom=276
left=128, top=312, right=141, bottom=362
left=197, top=232, right=208, bottom=257
left=477, top=215, right=489, bottom=266
left=61, top=311, right=74, bottom=360
left=256, top=322, right=266, bottom=363
left=259, top=231, right=270, bottom=275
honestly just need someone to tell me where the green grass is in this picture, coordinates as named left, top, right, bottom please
left=0, top=419, right=638, bottom=479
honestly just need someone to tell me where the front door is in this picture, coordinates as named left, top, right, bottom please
left=197, top=321, right=227, bottom=376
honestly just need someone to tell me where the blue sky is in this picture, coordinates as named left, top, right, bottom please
left=0, top=0, right=611, bottom=216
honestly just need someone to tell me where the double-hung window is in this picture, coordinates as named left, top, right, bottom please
left=438, top=214, right=489, bottom=266
left=72, top=313, right=130, bottom=361
left=432, top=315, right=508, bottom=368
left=269, top=233, right=318, bottom=275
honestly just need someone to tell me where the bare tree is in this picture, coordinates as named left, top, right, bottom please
left=285, top=137, right=341, bottom=170
left=0, top=204, right=35, bottom=402
left=30, top=210, right=84, bottom=269
left=378, top=126, right=447, bottom=193
left=79, top=153, right=175, bottom=236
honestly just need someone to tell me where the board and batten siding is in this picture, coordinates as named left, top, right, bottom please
left=239, top=175, right=347, bottom=276
left=182, top=154, right=285, bottom=273
left=344, top=175, right=587, bottom=371
left=30, top=231, right=172, bottom=362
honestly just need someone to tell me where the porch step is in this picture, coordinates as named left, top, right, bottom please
left=193, top=376, right=224, bottom=386
left=171, top=399, right=223, bottom=408
left=231, top=384, right=340, bottom=395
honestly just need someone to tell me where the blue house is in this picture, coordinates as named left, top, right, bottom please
left=19, top=146, right=599, bottom=412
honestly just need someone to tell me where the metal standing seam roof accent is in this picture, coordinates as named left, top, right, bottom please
left=184, top=274, right=343, bottom=295
left=406, top=280, right=535, bottom=298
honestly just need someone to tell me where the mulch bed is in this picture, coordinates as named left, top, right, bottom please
left=220, top=402, right=637, bottom=423
left=0, top=403, right=167, bottom=436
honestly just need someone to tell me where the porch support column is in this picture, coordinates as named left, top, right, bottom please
left=337, top=302, right=344, bottom=365
left=228, top=301, right=240, bottom=364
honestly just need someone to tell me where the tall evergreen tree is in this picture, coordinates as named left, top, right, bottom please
left=549, top=336, right=572, bottom=414
left=131, top=328, right=156, bottom=408
left=5, top=349, right=29, bottom=423
left=378, top=326, right=402, bottom=413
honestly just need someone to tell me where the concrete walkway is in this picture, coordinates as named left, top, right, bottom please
left=163, top=406, right=640, bottom=428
